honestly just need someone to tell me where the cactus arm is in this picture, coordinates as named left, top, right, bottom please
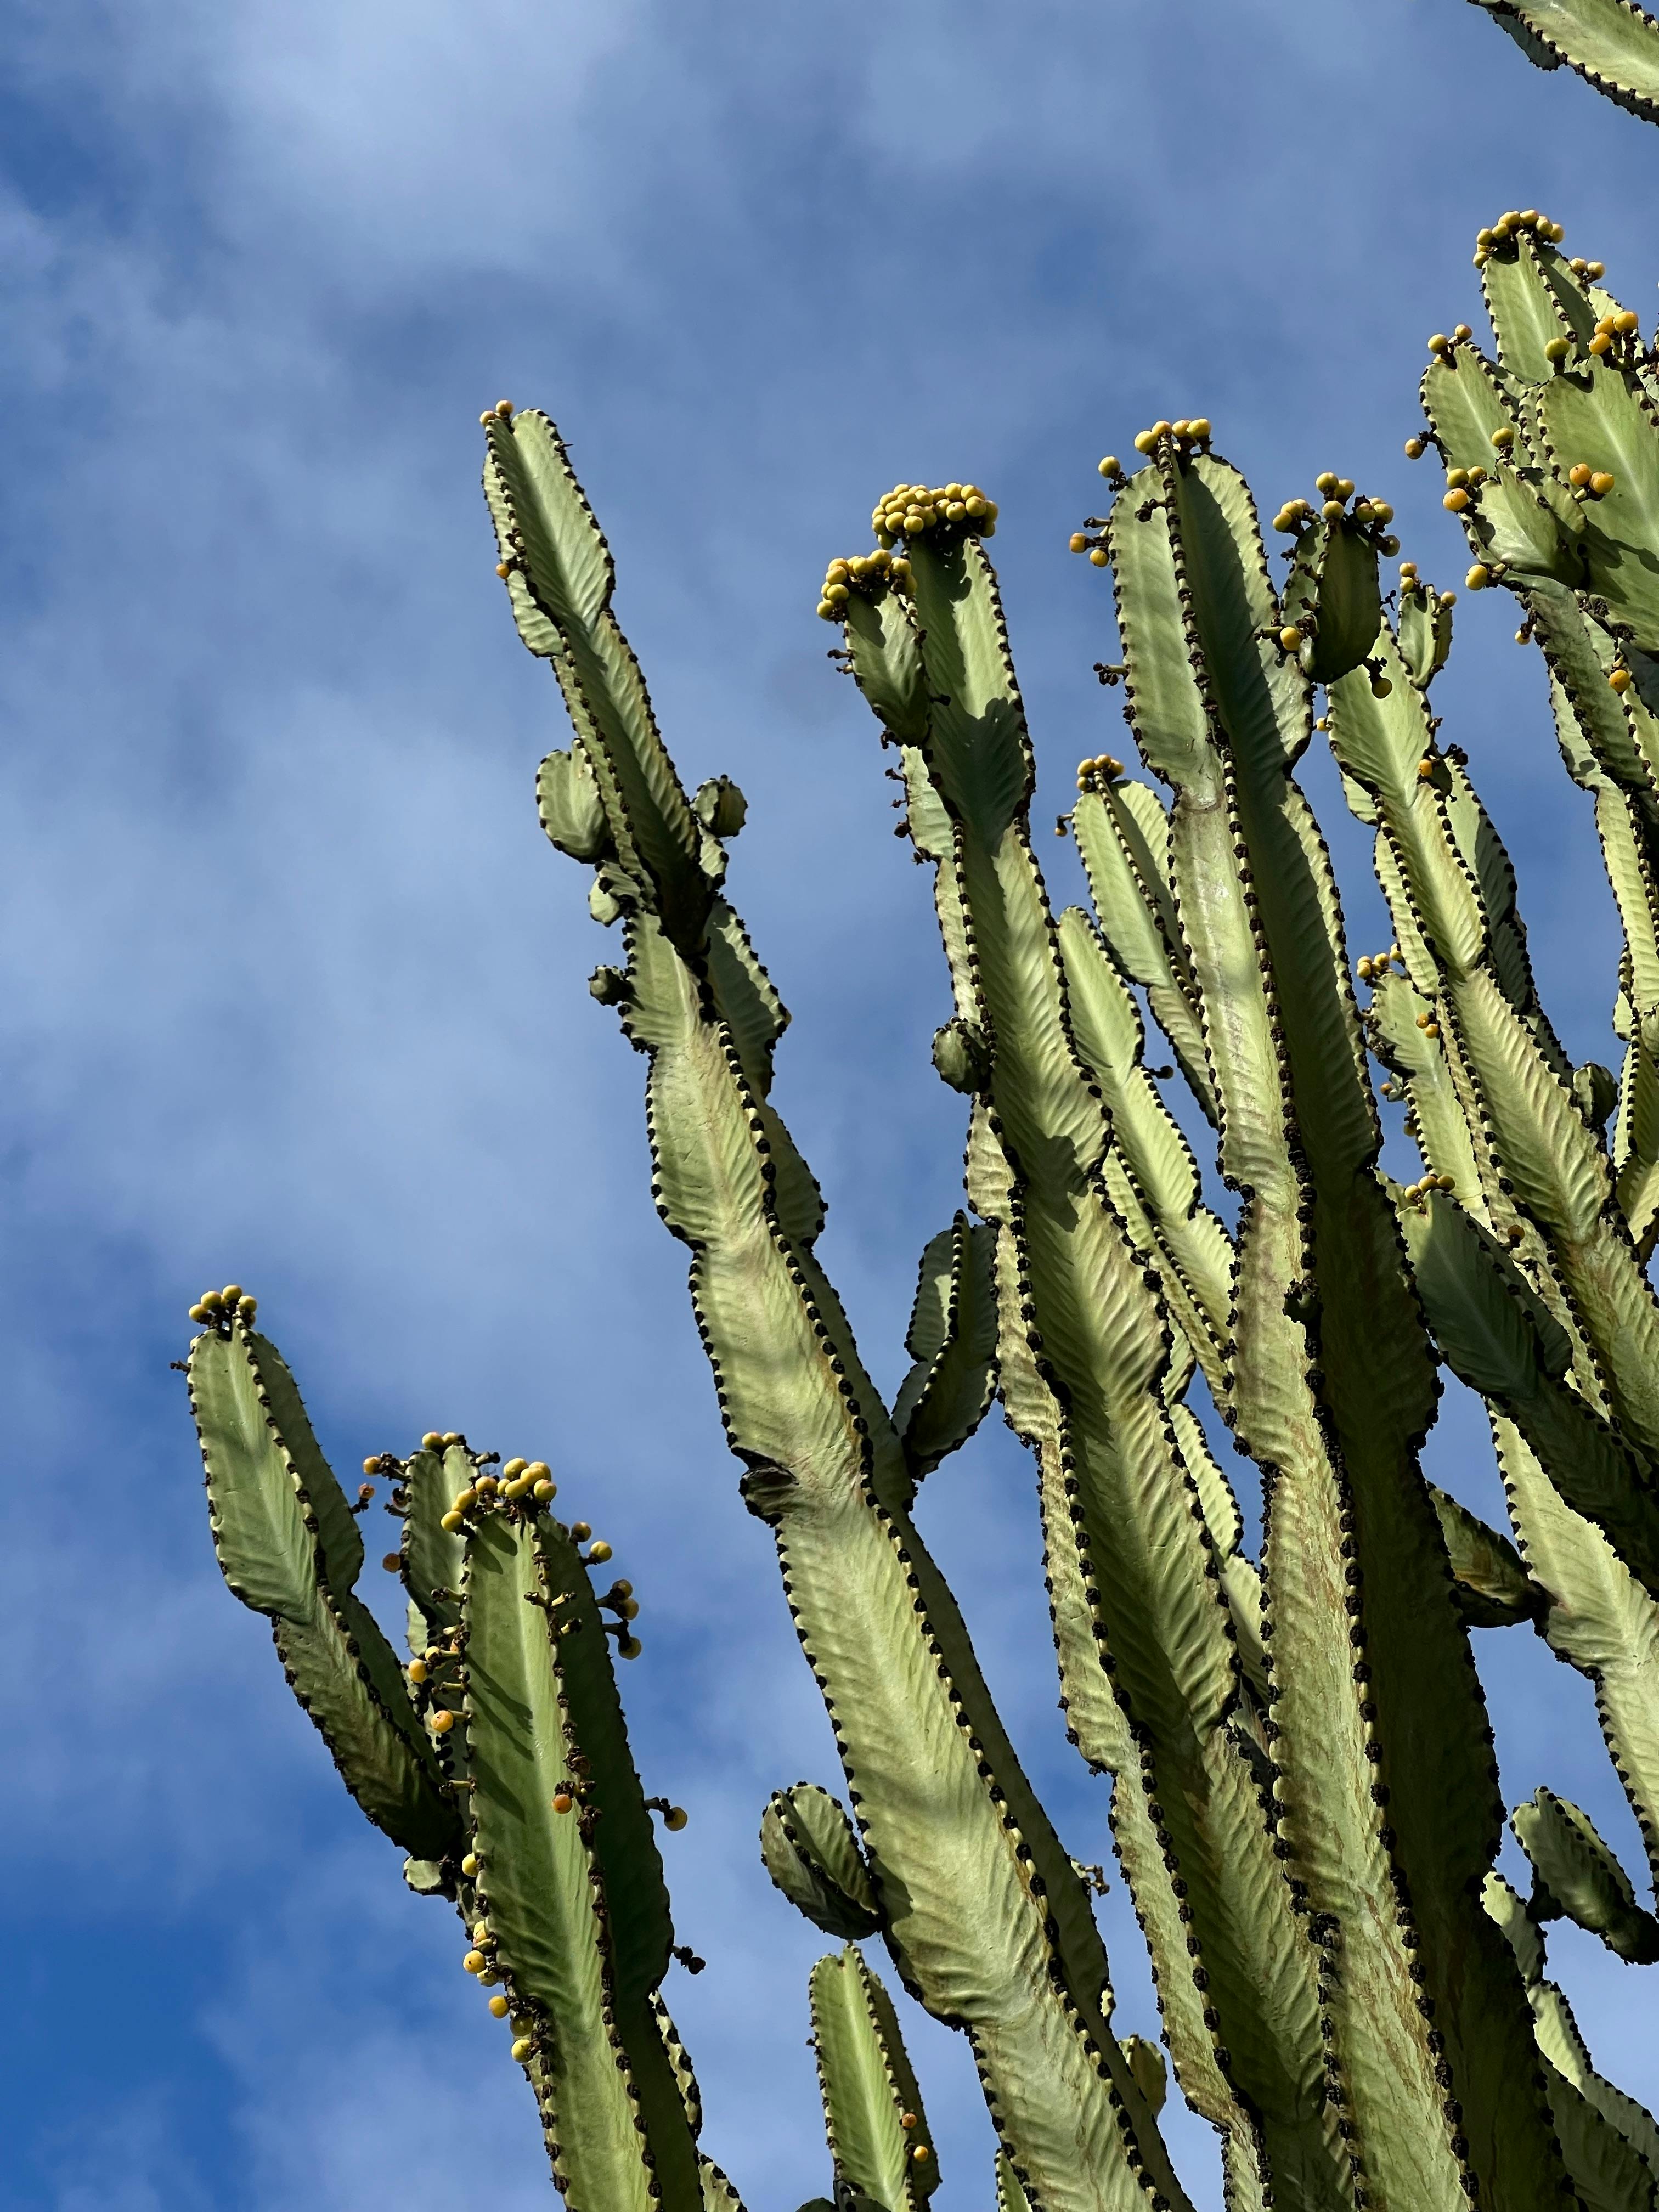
left=1420, top=352, right=1584, bottom=584
left=1070, top=783, right=1218, bottom=1125
left=1426, top=1483, right=1547, bottom=1627
left=1055, top=901, right=1234, bottom=1395
left=809, top=1946, right=939, bottom=2212
left=460, top=1506, right=701, bottom=2212
left=1536, top=360, right=1659, bottom=650
left=1484, top=1872, right=1659, bottom=2207
left=1109, top=440, right=1573, bottom=2211
left=185, top=1320, right=461, bottom=1862
left=891, top=1215, right=1000, bottom=1480
left=399, top=1442, right=470, bottom=1645
left=493, top=423, right=1190, bottom=2212
left=484, top=410, right=713, bottom=956
left=1397, top=1188, right=1659, bottom=1598
left=761, top=1785, right=885, bottom=1942
left=1328, top=635, right=1659, bottom=1466
left=996, top=2151, right=1035, bottom=2212
left=1513, top=1787, right=1659, bottom=1958
left=847, top=537, right=1347, bottom=2205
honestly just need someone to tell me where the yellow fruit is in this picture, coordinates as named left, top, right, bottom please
left=1068, top=533, right=1088, bottom=554
left=553, top=1791, right=574, bottom=1814
left=1097, top=456, right=1120, bottom=479
left=665, top=1806, right=689, bottom=1831
left=1443, top=489, right=1470, bottom=513
left=1403, top=438, right=1425, bottom=459
left=511, top=2036, right=534, bottom=2062
left=1088, top=548, right=1108, bottom=568
left=1279, top=626, right=1304, bottom=652
left=1132, top=430, right=1158, bottom=455
left=1610, top=668, right=1634, bottom=694
left=408, top=1660, right=428, bottom=1684
left=432, top=1710, right=456, bottom=1734
left=1615, top=309, right=1640, bottom=335
left=495, top=400, right=513, bottom=418
left=1589, top=472, right=1616, bottom=498
left=1466, top=565, right=1490, bottom=590
left=489, top=1994, right=510, bottom=2018
left=533, top=1479, right=556, bottom=1500
left=587, top=1539, right=613, bottom=1563
left=1590, top=333, right=1613, bottom=356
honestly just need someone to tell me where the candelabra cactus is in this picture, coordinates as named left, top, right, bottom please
left=178, top=177, right=1659, bottom=2212
left=1465, top=0, right=1659, bottom=123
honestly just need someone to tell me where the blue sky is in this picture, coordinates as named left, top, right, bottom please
left=3, top=3, right=1658, bottom=2207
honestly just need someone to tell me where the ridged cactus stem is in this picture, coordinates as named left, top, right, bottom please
left=186, top=1307, right=714, bottom=2212
left=1328, top=617, right=1659, bottom=1892
left=1101, top=438, right=1568, bottom=2211
left=483, top=410, right=1190, bottom=2212
left=840, top=538, right=1342, bottom=2207
left=1465, top=1, right=1659, bottom=127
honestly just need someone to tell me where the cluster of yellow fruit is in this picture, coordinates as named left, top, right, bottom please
left=1075, top=752, right=1124, bottom=793
left=1566, top=462, right=1618, bottom=498
left=1356, top=949, right=1402, bottom=982
left=816, top=547, right=911, bottom=621
left=1427, top=324, right=1475, bottom=359
left=437, top=1456, right=562, bottom=1531
left=1128, top=416, right=1212, bottom=459
left=870, top=482, right=997, bottom=546
left=1400, top=1173, right=1457, bottom=1207
left=1472, top=208, right=1565, bottom=266
left=188, top=1284, right=257, bottom=1329
left=1271, top=474, right=1396, bottom=540
left=1068, top=529, right=1110, bottom=569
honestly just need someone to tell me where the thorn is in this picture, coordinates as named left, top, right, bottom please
left=672, top=1945, right=706, bottom=1974
left=169, top=1359, right=188, bottom=1373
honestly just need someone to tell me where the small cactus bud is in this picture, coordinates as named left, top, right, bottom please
left=238, top=1295, right=258, bottom=1318
left=1315, top=471, right=1339, bottom=495
left=495, top=400, right=513, bottom=418
left=1427, top=333, right=1451, bottom=356
left=422, top=1432, right=443, bottom=1451
left=188, top=1304, right=209, bottom=1324
left=461, top=1853, right=478, bottom=1876
left=1490, top=426, right=1514, bottom=450
left=664, top=1805, right=689, bottom=1831
left=912, top=2147, right=931, bottom=2164
left=570, top=1520, right=592, bottom=1542
left=1417, top=759, right=1435, bottom=781
left=1371, top=676, right=1392, bottom=699
left=1098, top=456, right=1120, bottom=479
left=495, top=562, right=511, bottom=579
left=1357, top=958, right=1374, bottom=980
left=586, top=1539, right=613, bottom=1564
left=381, top=1553, right=402, bottom=1573
left=463, top=1949, right=487, bottom=1974
left=618, top=1635, right=644, bottom=1661
left=1544, top=336, right=1571, bottom=363
left=432, top=1710, right=456, bottom=1734
left=488, top=1994, right=510, bottom=2018
left=1132, top=429, right=1158, bottom=455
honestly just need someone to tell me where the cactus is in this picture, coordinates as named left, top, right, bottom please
left=1465, top=0, right=1659, bottom=122
left=180, top=194, right=1659, bottom=2212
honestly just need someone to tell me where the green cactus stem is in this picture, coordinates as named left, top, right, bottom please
left=808, top=1946, right=940, bottom=2212
left=483, top=405, right=1191, bottom=2212
left=1466, top=2, right=1659, bottom=128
